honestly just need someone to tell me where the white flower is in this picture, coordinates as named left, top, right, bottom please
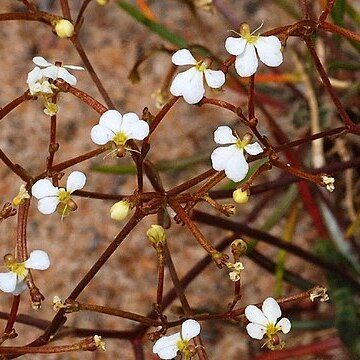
left=170, top=49, right=225, bottom=104
left=211, top=126, right=263, bottom=182
left=0, top=250, right=50, bottom=295
left=31, top=56, right=84, bottom=86
left=31, top=171, right=86, bottom=216
left=90, top=109, right=149, bottom=146
left=153, top=319, right=201, bottom=359
left=27, top=67, right=54, bottom=95
left=225, top=23, right=283, bottom=77
left=245, top=297, right=291, bottom=349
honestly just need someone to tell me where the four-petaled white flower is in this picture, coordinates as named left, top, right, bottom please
left=153, top=319, right=201, bottom=359
left=225, top=23, right=283, bottom=77
left=245, top=297, right=291, bottom=349
left=31, top=56, right=84, bottom=86
left=31, top=171, right=86, bottom=216
left=0, top=250, right=50, bottom=295
left=211, top=126, right=263, bottom=182
left=90, top=109, right=149, bottom=146
left=170, top=49, right=225, bottom=104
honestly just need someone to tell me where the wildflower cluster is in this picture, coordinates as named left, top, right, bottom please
left=1, top=0, right=354, bottom=358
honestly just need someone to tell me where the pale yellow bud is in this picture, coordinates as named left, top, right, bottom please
left=94, top=335, right=106, bottom=351
left=147, top=225, right=166, bottom=245
left=110, top=200, right=131, bottom=221
left=233, top=188, right=249, bottom=204
left=12, top=185, right=30, bottom=207
left=54, top=19, right=74, bottom=38
left=97, top=0, right=109, bottom=5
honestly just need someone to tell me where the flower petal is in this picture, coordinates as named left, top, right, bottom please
left=32, top=56, right=52, bottom=67
left=37, top=197, right=59, bottom=214
left=181, top=319, right=201, bottom=340
left=234, top=44, right=258, bottom=77
left=245, top=142, right=263, bottom=155
left=121, top=113, right=149, bottom=140
left=246, top=323, right=266, bottom=340
left=32, top=179, right=58, bottom=199
left=27, top=67, right=42, bottom=85
left=204, top=69, right=225, bottom=89
left=63, top=64, right=85, bottom=71
left=0, top=272, right=17, bottom=293
left=277, top=317, right=291, bottom=334
left=90, top=125, right=115, bottom=145
left=12, top=280, right=27, bottom=295
left=24, top=250, right=50, bottom=270
left=211, top=145, right=237, bottom=171
left=170, top=68, right=204, bottom=104
left=225, top=37, right=247, bottom=56
left=224, top=149, right=249, bottom=182
left=41, top=66, right=59, bottom=80
left=172, top=49, right=196, bottom=66
left=214, top=126, right=237, bottom=145
left=153, top=333, right=181, bottom=359
left=262, top=297, right=281, bottom=324
left=66, top=171, right=86, bottom=193
left=99, top=109, right=123, bottom=133
left=244, top=304, right=268, bottom=327
left=57, top=67, right=77, bottom=85
left=255, top=36, right=283, bottom=67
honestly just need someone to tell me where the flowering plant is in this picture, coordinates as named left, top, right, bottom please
left=0, top=1, right=358, bottom=359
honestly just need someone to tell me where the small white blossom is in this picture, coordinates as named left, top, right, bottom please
left=211, top=126, right=262, bottom=182
left=0, top=250, right=50, bottom=295
left=225, top=23, right=283, bottom=77
left=321, top=175, right=335, bottom=192
left=31, top=56, right=84, bottom=86
left=90, top=109, right=149, bottom=146
left=170, top=49, right=225, bottom=104
left=153, top=319, right=201, bottom=359
left=27, top=67, right=54, bottom=96
left=31, top=171, right=86, bottom=216
left=226, top=261, right=244, bottom=282
left=245, top=297, right=291, bottom=349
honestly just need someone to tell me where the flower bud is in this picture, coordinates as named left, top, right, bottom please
left=3, top=253, right=15, bottom=266
left=233, top=188, right=249, bottom=204
left=12, top=185, right=30, bottom=207
left=147, top=225, right=166, bottom=245
left=110, top=200, right=131, bottom=221
left=231, top=239, right=247, bottom=258
left=97, top=0, right=109, bottom=5
left=54, top=19, right=74, bottom=38
left=320, top=175, right=335, bottom=192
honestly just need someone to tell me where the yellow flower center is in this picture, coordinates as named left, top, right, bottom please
left=176, top=338, right=189, bottom=352
left=7, top=262, right=28, bottom=281
left=239, top=23, right=259, bottom=43
left=58, top=188, right=71, bottom=203
left=265, top=322, right=280, bottom=338
left=195, top=61, right=207, bottom=73
left=113, top=132, right=128, bottom=146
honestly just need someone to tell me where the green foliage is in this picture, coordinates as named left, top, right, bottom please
left=315, top=239, right=360, bottom=356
